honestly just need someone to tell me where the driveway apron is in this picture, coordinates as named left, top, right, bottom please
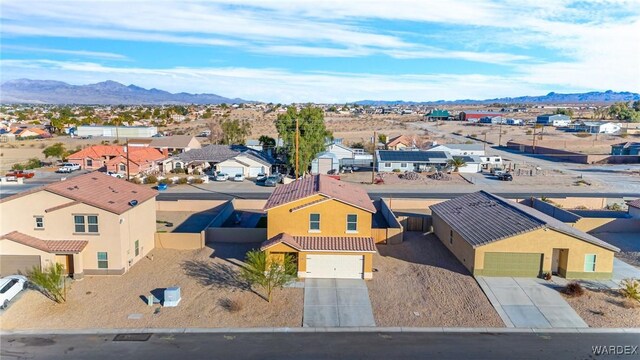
left=303, top=279, right=376, bottom=327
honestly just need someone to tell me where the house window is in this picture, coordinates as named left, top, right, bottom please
left=384, top=162, right=391, bottom=167
left=74, top=215, right=99, bottom=233
left=135, top=240, right=140, bottom=256
left=584, top=254, right=596, bottom=272
left=449, top=230, right=453, bottom=244
left=97, top=252, right=108, bottom=269
left=400, top=163, right=407, bottom=168
left=347, top=214, right=358, bottom=232
left=86, top=159, right=93, bottom=167
left=119, top=164, right=126, bottom=172
left=309, top=213, right=320, bottom=231
left=34, top=216, right=44, bottom=230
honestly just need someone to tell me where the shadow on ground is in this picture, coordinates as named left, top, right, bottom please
left=181, top=260, right=250, bottom=291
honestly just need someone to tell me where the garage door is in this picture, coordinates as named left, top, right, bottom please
left=306, top=254, right=364, bottom=279
left=249, top=166, right=265, bottom=177
left=318, top=158, right=333, bottom=175
left=219, top=166, right=244, bottom=176
left=0, top=255, right=40, bottom=277
left=483, top=252, right=543, bottom=277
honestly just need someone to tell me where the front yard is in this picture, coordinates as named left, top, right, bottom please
left=367, top=232, right=504, bottom=327
left=0, top=244, right=303, bottom=330
left=563, top=289, right=640, bottom=328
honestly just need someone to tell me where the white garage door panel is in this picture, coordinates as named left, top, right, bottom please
left=220, top=166, right=244, bottom=176
left=249, top=166, right=265, bottom=177
left=318, top=158, right=332, bottom=175
left=306, top=254, right=364, bottom=279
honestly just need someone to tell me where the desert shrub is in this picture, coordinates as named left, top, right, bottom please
left=218, top=298, right=242, bottom=313
left=193, top=169, right=201, bottom=175
left=177, top=177, right=188, bottom=184
left=606, top=203, right=623, bottom=211
left=392, top=169, right=401, bottom=173
left=11, top=163, right=25, bottom=171
left=172, top=168, right=186, bottom=174
left=28, top=263, right=67, bottom=303
left=619, top=279, right=640, bottom=301
left=619, top=133, right=629, bottom=138
left=130, top=177, right=142, bottom=184
left=159, top=178, right=172, bottom=185
left=25, top=158, right=42, bottom=169
left=30, top=144, right=35, bottom=148
left=525, top=130, right=532, bottom=135
left=39, top=143, right=46, bottom=149
left=145, top=175, right=158, bottom=184
left=469, top=134, right=478, bottom=138
left=113, top=139, right=119, bottom=144
left=573, top=205, right=588, bottom=210
left=193, top=178, right=204, bottom=184
left=563, top=282, right=585, bottom=297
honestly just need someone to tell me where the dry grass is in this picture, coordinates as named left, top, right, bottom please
left=563, top=289, right=640, bottom=328
left=367, top=232, right=504, bottom=327
left=0, top=245, right=303, bottom=330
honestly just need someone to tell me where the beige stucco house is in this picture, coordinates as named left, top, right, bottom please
left=0, top=172, right=157, bottom=278
left=430, top=191, right=619, bottom=279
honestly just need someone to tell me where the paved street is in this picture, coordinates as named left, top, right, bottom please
left=2, top=331, right=639, bottom=360
left=303, top=279, right=376, bottom=327
left=476, top=277, right=588, bottom=328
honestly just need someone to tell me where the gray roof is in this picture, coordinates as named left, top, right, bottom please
left=377, top=150, right=451, bottom=163
left=430, top=191, right=619, bottom=252
left=149, top=135, right=199, bottom=148
left=176, top=144, right=274, bottom=166
left=429, top=143, right=484, bottom=151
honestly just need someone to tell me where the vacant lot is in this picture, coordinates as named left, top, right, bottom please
left=0, top=244, right=303, bottom=330
left=367, top=232, right=503, bottom=327
left=563, top=289, right=640, bottom=328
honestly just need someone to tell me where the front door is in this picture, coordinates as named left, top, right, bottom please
left=55, top=254, right=73, bottom=276
left=551, top=249, right=560, bottom=275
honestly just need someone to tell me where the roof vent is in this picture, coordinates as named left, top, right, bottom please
left=129, top=200, right=138, bottom=206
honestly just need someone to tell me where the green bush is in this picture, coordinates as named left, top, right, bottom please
left=177, top=177, right=188, bottom=184
left=11, top=163, right=25, bottom=171
left=28, top=263, right=67, bottom=303
left=525, top=130, right=532, bottom=135
left=25, top=158, right=42, bottom=169
left=159, top=178, right=172, bottom=185
left=193, top=178, right=204, bottom=184
left=172, top=168, right=186, bottom=174
left=392, top=169, right=401, bottom=173
left=193, top=169, right=201, bottom=175
left=145, top=175, right=158, bottom=184
left=619, top=279, right=640, bottom=301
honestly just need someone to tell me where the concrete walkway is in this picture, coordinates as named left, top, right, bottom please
left=476, top=277, right=588, bottom=329
left=303, top=279, right=376, bottom=327
left=551, top=259, right=640, bottom=290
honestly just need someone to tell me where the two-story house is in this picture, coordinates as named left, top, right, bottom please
left=0, top=173, right=157, bottom=278
left=261, top=175, right=377, bottom=279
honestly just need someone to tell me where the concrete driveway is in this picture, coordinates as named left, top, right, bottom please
left=476, top=277, right=587, bottom=328
left=303, top=279, right=376, bottom=327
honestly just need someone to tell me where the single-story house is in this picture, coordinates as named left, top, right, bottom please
left=376, top=150, right=451, bottom=172
left=104, top=148, right=166, bottom=176
left=459, top=111, right=501, bottom=122
left=173, top=144, right=274, bottom=177
left=425, top=109, right=451, bottom=121
left=261, top=175, right=377, bottom=279
left=426, top=143, right=485, bottom=156
left=67, top=145, right=166, bottom=175
left=610, top=142, right=640, bottom=156
left=536, top=114, right=571, bottom=127
left=572, top=121, right=621, bottom=134
left=385, top=135, right=414, bottom=150
left=0, top=172, right=158, bottom=278
left=128, top=135, right=201, bottom=154
left=311, top=152, right=340, bottom=175
left=452, top=155, right=483, bottom=173
left=479, top=116, right=504, bottom=124
left=77, top=125, right=158, bottom=138
left=430, top=191, right=619, bottom=279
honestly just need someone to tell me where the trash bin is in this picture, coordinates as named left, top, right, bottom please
left=164, top=287, right=181, bottom=307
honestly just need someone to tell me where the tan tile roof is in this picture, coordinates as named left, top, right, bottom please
left=386, top=135, right=412, bottom=147
left=627, top=199, right=640, bottom=209
left=261, top=233, right=376, bottom=252
left=44, top=172, right=157, bottom=214
left=264, top=175, right=375, bottom=213
left=1, top=231, right=88, bottom=253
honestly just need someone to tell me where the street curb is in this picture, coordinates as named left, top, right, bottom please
left=2, top=327, right=638, bottom=336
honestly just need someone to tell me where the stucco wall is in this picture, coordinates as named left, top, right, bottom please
left=206, top=228, right=267, bottom=243
left=155, top=232, right=204, bottom=249
left=0, top=240, right=55, bottom=269
left=266, top=195, right=373, bottom=239
left=431, top=212, right=476, bottom=272
left=119, top=198, right=157, bottom=271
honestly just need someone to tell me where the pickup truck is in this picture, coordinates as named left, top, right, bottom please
left=5, top=170, right=35, bottom=179
left=57, top=163, right=81, bottom=173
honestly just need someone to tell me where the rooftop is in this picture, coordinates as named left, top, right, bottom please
left=430, top=191, right=619, bottom=252
left=0, top=231, right=88, bottom=253
left=377, top=150, right=451, bottom=163
left=176, top=144, right=274, bottom=165
left=261, top=233, right=376, bottom=252
left=264, top=174, right=376, bottom=213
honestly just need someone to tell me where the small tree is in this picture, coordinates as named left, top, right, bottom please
left=239, top=250, right=295, bottom=302
left=446, top=157, right=467, bottom=172
left=619, top=279, right=640, bottom=301
left=42, top=143, right=67, bottom=160
left=28, top=263, right=67, bottom=303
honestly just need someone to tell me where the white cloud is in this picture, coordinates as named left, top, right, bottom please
left=1, top=45, right=128, bottom=60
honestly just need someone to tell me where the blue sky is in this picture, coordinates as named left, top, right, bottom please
left=1, top=0, right=639, bottom=103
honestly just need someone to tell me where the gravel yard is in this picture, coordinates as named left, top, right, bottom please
left=0, top=244, right=303, bottom=330
left=563, top=289, right=640, bottom=328
left=367, top=232, right=503, bottom=327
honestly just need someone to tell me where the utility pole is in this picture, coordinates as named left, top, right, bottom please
left=372, top=131, right=377, bottom=184
left=498, top=120, right=503, bottom=147
left=295, top=117, right=299, bottom=179
left=532, top=126, right=536, bottom=154
left=125, top=139, right=131, bottom=180
left=483, top=132, right=487, bottom=152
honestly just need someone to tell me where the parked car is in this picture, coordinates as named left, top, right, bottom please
left=233, top=173, right=245, bottom=182
left=5, top=170, right=35, bottom=179
left=57, top=163, right=80, bottom=172
left=0, top=275, right=28, bottom=309
left=327, top=169, right=338, bottom=175
left=496, top=173, right=513, bottom=181
left=255, top=173, right=267, bottom=182
left=106, top=171, right=124, bottom=179
left=264, top=175, right=280, bottom=187
left=56, top=166, right=72, bottom=173
left=215, top=172, right=229, bottom=181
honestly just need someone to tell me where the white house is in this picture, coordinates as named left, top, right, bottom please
left=426, top=143, right=485, bottom=156
left=376, top=150, right=451, bottom=172
left=537, top=114, right=571, bottom=127
left=574, top=121, right=621, bottom=134
left=311, top=152, right=340, bottom=175
left=77, top=125, right=158, bottom=138
left=479, top=155, right=503, bottom=169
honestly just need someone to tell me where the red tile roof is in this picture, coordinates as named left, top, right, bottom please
left=627, top=199, right=640, bottom=209
left=105, top=148, right=165, bottom=166
left=261, top=233, right=376, bottom=252
left=264, top=175, right=375, bottom=213
left=386, top=135, right=412, bottom=147
left=44, top=172, right=157, bottom=214
left=67, top=145, right=165, bottom=163
left=1, top=231, right=88, bottom=253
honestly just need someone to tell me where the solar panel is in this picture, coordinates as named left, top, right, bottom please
left=378, top=151, right=448, bottom=162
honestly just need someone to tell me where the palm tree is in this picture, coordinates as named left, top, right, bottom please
left=447, top=157, right=467, bottom=172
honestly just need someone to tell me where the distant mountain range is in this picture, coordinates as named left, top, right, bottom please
left=0, top=79, right=248, bottom=105
left=1, top=79, right=638, bottom=105
left=355, top=91, right=640, bottom=106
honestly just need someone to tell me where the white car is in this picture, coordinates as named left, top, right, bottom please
left=0, top=275, right=28, bottom=309
left=58, top=163, right=81, bottom=172
left=215, top=172, right=229, bottom=181
left=233, top=173, right=245, bottom=182
left=106, top=171, right=124, bottom=179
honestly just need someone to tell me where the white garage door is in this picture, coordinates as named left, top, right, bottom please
left=249, top=166, right=265, bottom=177
left=318, top=158, right=333, bottom=175
left=219, top=166, right=244, bottom=176
left=305, top=254, right=364, bottom=279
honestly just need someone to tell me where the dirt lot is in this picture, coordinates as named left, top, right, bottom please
left=367, top=232, right=504, bottom=327
left=0, top=244, right=303, bottom=330
left=340, top=170, right=470, bottom=187
left=563, top=289, right=640, bottom=328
